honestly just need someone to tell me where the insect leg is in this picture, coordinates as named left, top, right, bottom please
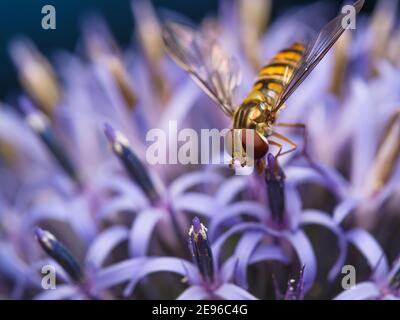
left=275, top=122, right=308, bottom=155
left=268, top=140, right=284, bottom=158
left=270, top=132, right=298, bottom=157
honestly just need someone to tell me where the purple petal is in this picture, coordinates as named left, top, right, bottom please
left=93, top=258, right=147, bottom=291
left=169, top=171, right=223, bottom=198
left=159, top=80, right=200, bottom=130
left=285, top=183, right=302, bottom=231
left=172, top=192, right=220, bottom=217
left=300, top=209, right=346, bottom=281
left=85, top=226, right=129, bottom=269
left=219, top=257, right=237, bottom=283
left=333, top=198, right=361, bottom=225
left=176, top=285, right=210, bottom=300
left=34, top=285, right=82, bottom=300
left=345, top=228, right=389, bottom=281
left=216, top=176, right=248, bottom=205
left=129, top=208, right=163, bottom=257
left=123, top=257, right=200, bottom=297
left=249, top=244, right=290, bottom=265
left=334, top=282, right=380, bottom=300
left=212, top=222, right=278, bottom=266
left=209, top=202, right=268, bottom=240
left=283, top=230, right=317, bottom=292
left=25, top=200, right=68, bottom=227
left=214, top=283, right=258, bottom=300
left=285, top=163, right=349, bottom=200
left=233, top=232, right=264, bottom=288
left=97, top=195, right=140, bottom=221
left=95, top=175, right=149, bottom=208
left=0, top=242, right=36, bottom=285
left=67, top=197, right=97, bottom=243
left=285, top=166, right=327, bottom=187
left=350, top=80, right=378, bottom=190
left=386, top=257, right=400, bottom=287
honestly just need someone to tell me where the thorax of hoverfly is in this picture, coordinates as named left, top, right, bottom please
left=230, top=94, right=277, bottom=161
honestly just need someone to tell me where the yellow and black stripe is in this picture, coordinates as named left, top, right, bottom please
left=244, top=43, right=305, bottom=107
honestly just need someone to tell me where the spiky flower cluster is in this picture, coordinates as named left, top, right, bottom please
left=0, top=0, right=400, bottom=300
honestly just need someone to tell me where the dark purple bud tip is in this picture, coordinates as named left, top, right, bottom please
left=265, top=153, right=286, bottom=224
left=35, top=227, right=50, bottom=242
left=266, top=153, right=285, bottom=181
left=103, top=122, right=117, bottom=144
left=35, top=227, right=82, bottom=283
left=192, top=216, right=201, bottom=234
left=188, top=218, right=214, bottom=283
left=267, top=153, right=277, bottom=170
left=104, top=124, right=158, bottom=201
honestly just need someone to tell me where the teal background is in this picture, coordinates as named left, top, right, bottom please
left=0, top=0, right=376, bottom=100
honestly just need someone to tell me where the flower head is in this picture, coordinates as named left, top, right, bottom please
left=103, top=123, right=158, bottom=202
left=35, top=227, right=82, bottom=283
left=188, top=217, right=214, bottom=283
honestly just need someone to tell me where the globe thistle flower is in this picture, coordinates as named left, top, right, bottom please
left=1, top=0, right=400, bottom=301
left=100, top=217, right=265, bottom=300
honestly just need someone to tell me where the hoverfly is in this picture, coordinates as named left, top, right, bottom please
left=163, top=0, right=364, bottom=170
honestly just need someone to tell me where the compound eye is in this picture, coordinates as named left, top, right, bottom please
left=241, top=129, right=269, bottom=159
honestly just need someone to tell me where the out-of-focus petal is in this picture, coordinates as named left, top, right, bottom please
left=160, top=81, right=200, bottom=130
left=123, top=257, right=200, bottom=297
left=300, top=209, right=346, bottom=281
left=212, top=222, right=279, bottom=266
left=85, top=226, right=129, bottom=269
left=176, top=285, right=210, bottom=300
left=34, top=284, right=82, bottom=300
left=172, top=192, right=220, bottom=217
left=334, top=282, right=380, bottom=300
left=129, top=208, right=163, bottom=257
left=93, top=258, right=146, bottom=291
left=169, top=171, right=223, bottom=198
left=350, top=79, right=378, bottom=191
left=345, top=228, right=389, bottom=281
left=249, top=244, right=290, bottom=265
left=233, top=232, right=264, bottom=288
left=216, top=176, right=248, bottom=205
left=333, top=198, right=361, bottom=225
left=209, top=202, right=268, bottom=240
left=214, top=283, right=258, bottom=300
left=283, top=230, right=317, bottom=292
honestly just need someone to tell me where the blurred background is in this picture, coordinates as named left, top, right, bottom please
left=0, top=0, right=378, bottom=100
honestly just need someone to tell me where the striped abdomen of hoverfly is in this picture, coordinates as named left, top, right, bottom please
left=232, top=43, right=305, bottom=159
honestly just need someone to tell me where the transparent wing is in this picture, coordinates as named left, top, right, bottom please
left=273, top=0, right=365, bottom=111
left=163, top=21, right=242, bottom=117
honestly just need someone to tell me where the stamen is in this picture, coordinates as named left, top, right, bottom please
left=84, top=21, right=136, bottom=109
left=19, top=97, right=79, bottom=183
left=35, top=227, right=82, bottom=282
left=265, top=153, right=286, bottom=224
left=103, top=123, right=158, bottom=202
left=239, top=0, right=272, bottom=70
left=188, top=217, right=214, bottom=283
left=365, top=112, right=400, bottom=197
left=9, top=39, right=61, bottom=116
